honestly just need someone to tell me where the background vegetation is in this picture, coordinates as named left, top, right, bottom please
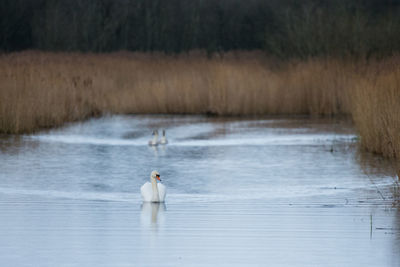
left=1, top=51, right=399, bottom=159
left=0, top=1, right=399, bottom=159
left=1, top=0, right=400, bottom=58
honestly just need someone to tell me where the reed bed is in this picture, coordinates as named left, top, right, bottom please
left=0, top=51, right=399, bottom=158
left=351, top=59, right=400, bottom=159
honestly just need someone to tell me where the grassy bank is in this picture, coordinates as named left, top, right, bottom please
left=0, top=51, right=399, bottom=158
left=351, top=59, right=400, bottom=159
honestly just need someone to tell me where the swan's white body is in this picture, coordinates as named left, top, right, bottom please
left=159, top=130, right=168, bottom=145
left=141, top=171, right=166, bottom=202
left=148, top=130, right=159, bottom=146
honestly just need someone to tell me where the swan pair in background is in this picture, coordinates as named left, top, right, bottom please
left=148, top=130, right=168, bottom=146
left=141, top=170, right=166, bottom=202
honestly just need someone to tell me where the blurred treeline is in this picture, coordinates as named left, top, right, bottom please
left=1, top=0, right=400, bottom=58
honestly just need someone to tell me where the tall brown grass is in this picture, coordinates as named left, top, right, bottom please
left=351, top=59, right=400, bottom=159
left=0, top=51, right=399, bottom=159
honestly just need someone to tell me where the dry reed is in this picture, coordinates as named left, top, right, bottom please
left=0, top=51, right=399, bottom=159
left=351, top=59, right=400, bottom=159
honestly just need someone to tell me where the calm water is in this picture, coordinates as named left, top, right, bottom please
left=0, top=115, right=399, bottom=267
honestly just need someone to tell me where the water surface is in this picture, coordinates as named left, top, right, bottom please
left=0, top=115, right=399, bottom=266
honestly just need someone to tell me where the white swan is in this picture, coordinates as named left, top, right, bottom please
left=148, top=130, right=159, bottom=146
left=141, top=170, right=166, bottom=202
left=159, top=129, right=168, bottom=145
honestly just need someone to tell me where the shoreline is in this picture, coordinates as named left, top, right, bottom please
left=0, top=51, right=398, bottom=159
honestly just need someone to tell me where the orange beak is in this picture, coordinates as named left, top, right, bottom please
left=156, top=175, right=161, bottom=181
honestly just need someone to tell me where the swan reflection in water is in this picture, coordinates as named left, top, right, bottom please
left=140, top=202, right=166, bottom=229
left=148, top=144, right=167, bottom=157
left=149, top=145, right=159, bottom=157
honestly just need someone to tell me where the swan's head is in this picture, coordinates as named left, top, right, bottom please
left=150, top=170, right=161, bottom=181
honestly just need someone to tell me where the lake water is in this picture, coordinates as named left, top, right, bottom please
left=0, top=115, right=399, bottom=267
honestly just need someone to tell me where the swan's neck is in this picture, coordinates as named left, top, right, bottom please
left=151, top=177, right=160, bottom=202
left=160, top=132, right=167, bottom=142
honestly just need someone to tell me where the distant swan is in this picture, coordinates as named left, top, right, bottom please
left=148, top=130, right=159, bottom=146
left=159, top=129, right=168, bottom=145
left=141, top=170, right=166, bottom=202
